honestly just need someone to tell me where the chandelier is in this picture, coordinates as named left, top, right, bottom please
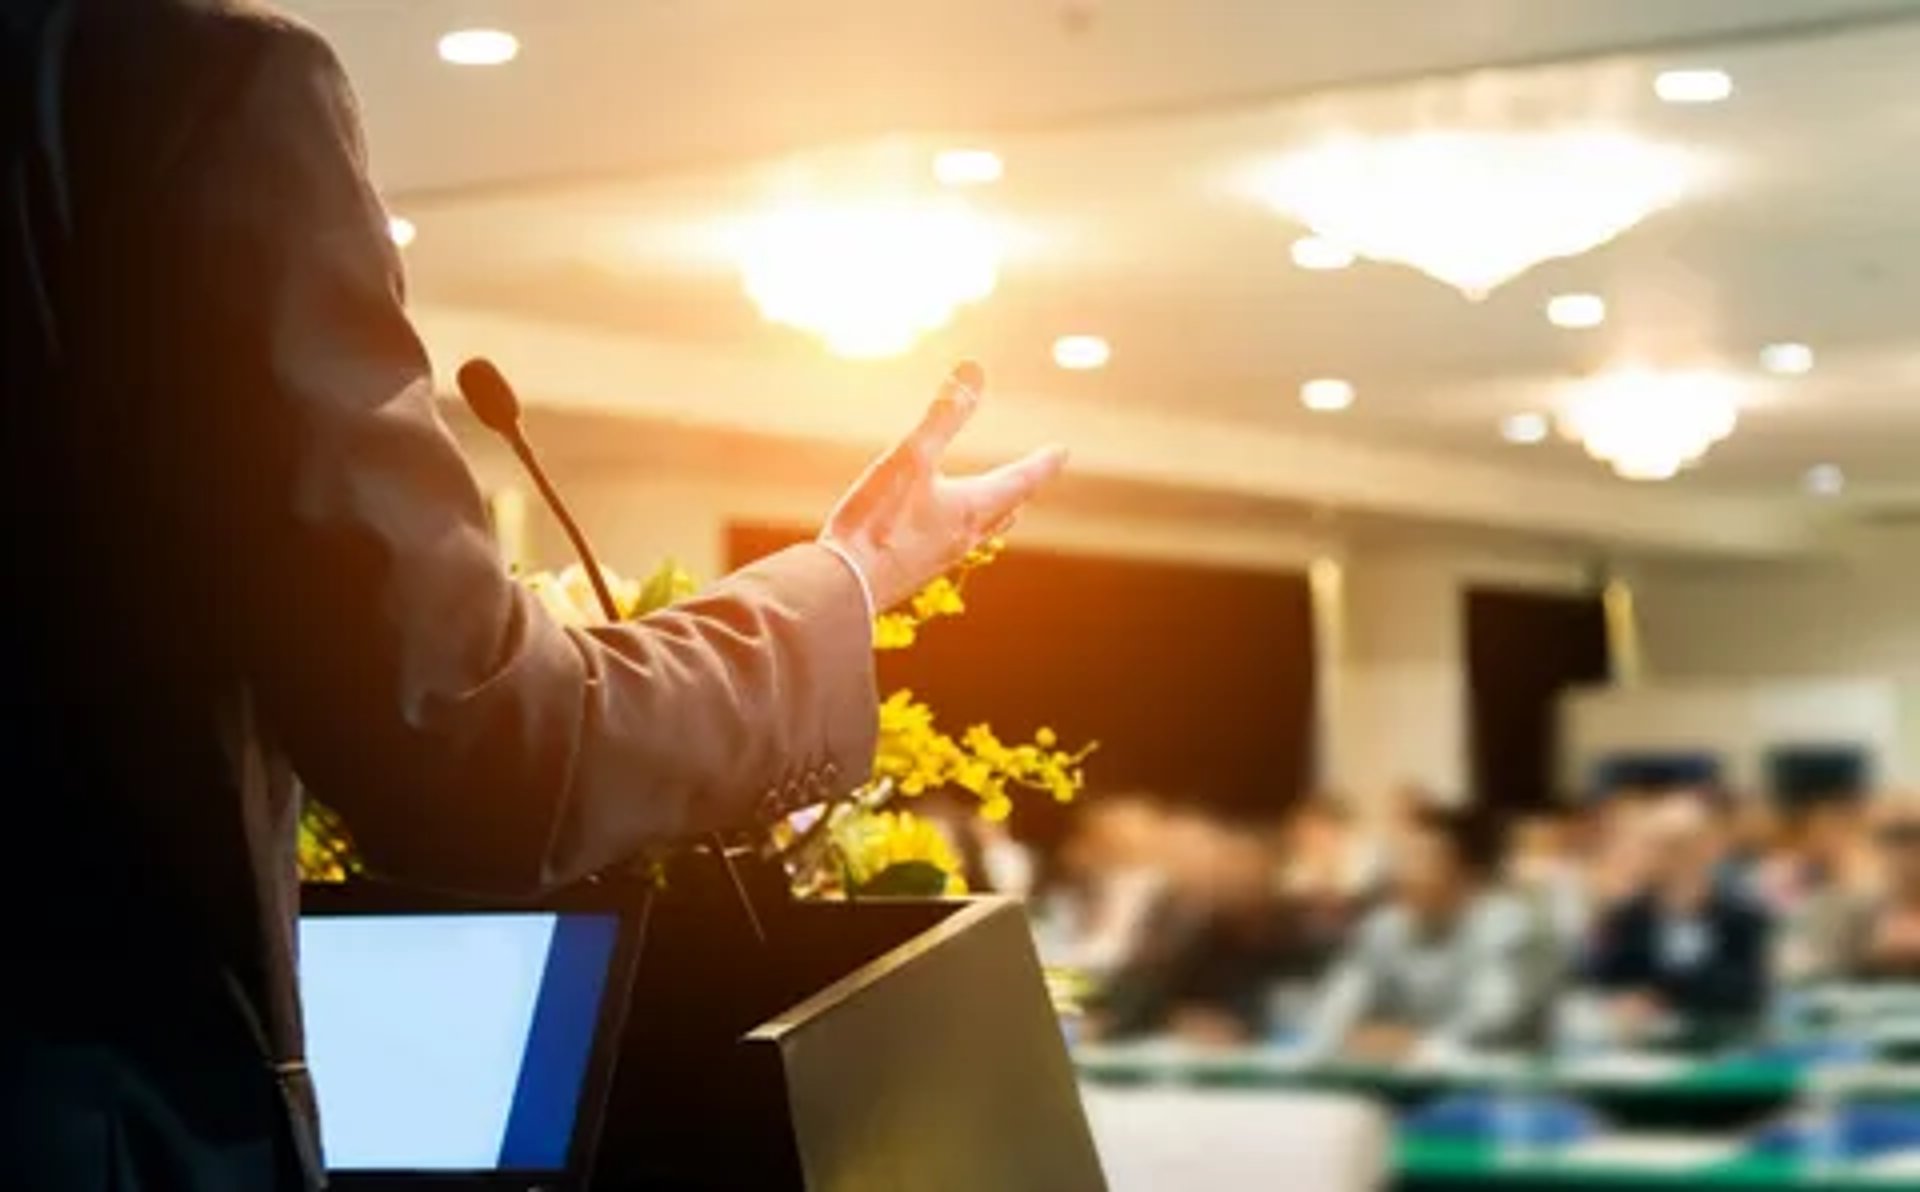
left=1242, top=59, right=1718, bottom=299
left=1557, top=369, right=1740, bottom=481
left=735, top=197, right=1000, bottom=359
left=1255, top=127, right=1702, bottom=299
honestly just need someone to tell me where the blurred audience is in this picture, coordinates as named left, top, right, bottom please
left=1301, top=807, right=1548, bottom=1063
left=1581, top=789, right=1772, bottom=1047
left=1044, top=776, right=1920, bottom=1063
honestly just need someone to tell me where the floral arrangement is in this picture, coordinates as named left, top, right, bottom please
left=298, top=545, right=1091, bottom=898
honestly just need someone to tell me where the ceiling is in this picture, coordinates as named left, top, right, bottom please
left=284, top=0, right=1920, bottom=549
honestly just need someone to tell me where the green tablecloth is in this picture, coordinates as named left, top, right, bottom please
left=1396, top=1137, right=1909, bottom=1191
left=1075, top=1047, right=1804, bottom=1129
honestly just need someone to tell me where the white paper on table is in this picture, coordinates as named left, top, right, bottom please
left=1557, top=1052, right=1695, bottom=1085
left=1409, top=1047, right=1522, bottom=1079
left=1854, top=1149, right=1920, bottom=1181
left=1557, top=1135, right=1740, bottom=1171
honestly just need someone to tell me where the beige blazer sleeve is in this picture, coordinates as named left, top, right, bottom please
left=192, top=21, right=876, bottom=893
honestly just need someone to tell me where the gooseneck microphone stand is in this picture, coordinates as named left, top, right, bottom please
left=456, top=357, right=766, bottom=942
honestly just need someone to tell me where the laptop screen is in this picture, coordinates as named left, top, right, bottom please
left=299, top=911, right=620, bottom=1173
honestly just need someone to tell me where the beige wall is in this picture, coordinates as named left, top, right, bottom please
left=1329, top=542, right=1596, bottom=807
left=1624, top=526, right=1920, bottom=789
left=1635, top=526, right=1920, bottom=681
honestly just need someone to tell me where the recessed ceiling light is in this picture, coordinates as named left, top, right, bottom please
left=1290, top=235, right=1356, bottom=271
left=1546, top=292, right=1606, bottom=330
left=1052, top=335, right=1110, bottom=371
left=933, top=148, right=1003, bottom=187
left=1759, top=341, right=1815, bottom=376
left=1300, top=378, right=1355, bottom=412
left=1501, top=412, right=1550, bottom=444
left=387, top=215, right=416, bottom=248
left=1654, top=69, right=1733, bottom=105
left=1804, top=463, right=1845, bottom=497
left=438, top=28, right=519, bottom=66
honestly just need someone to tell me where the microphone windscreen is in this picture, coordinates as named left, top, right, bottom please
left=456, top=357, right=521, bottom=436
left=950, top=359, right=986, bottom=396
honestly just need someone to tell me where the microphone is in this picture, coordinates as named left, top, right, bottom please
left=456, top=359, right=619, bottom=623
left=457, top=357, right=767, bottom=941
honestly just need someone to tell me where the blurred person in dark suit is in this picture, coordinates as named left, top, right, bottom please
left=1272, top=796, right=1371, bottom=981
left=1582, top=789, right=1772, bottom=1047
left=1042, top=794, right=1173, bottom=978
left=0, top=3, right=1064, bottom=1187
left=1085, top=810, right=1293, bottom=1045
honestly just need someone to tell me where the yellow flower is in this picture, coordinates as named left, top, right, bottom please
left=833, top=809, right=968, bottom=895
left=910, top=577, right=966, bottom=621
left=873, top=613, right=918, bottom=650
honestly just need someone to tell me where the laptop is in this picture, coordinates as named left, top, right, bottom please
left=299, top=884, right=644, bottom=1191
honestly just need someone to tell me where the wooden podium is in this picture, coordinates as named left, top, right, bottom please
left=592, top=851, right=1106, bottom=1191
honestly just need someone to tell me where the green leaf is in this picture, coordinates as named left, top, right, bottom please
left=855, top=860, right=952, bottom=898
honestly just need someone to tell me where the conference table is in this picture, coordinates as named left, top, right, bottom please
left=1074, top=1038, right=1920, bottom=1190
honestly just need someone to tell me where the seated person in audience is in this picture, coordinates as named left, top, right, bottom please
left=1273, top=796, right=1371, bottom=974
left=1302, top=806, right=1547, bottom=1063
left=1583, top=789, right=1772, bottom=1046
left=1507, top=810, right=1589, bottom=958
left=1771, top=791, right=1875, bottom=984
left=1583, top=786, right=1662, bottom=911
left=1851, top=799, right=1920, bottom=981
left=1727, top=795, right=1788, bottom=898
left=1087, top=811, right=1292, bottom=1045
left=1041, top=793, right=1173, bottom=976
left=1280, top=795, right=1373, bottom=899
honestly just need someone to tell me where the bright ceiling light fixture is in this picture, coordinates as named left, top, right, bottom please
left=1654, top=69, right=1733, bottom=105
left=386, top=215, right=416, bottom=248
left=1546, top=292, right=1606, bottom=329
left=933, top=148, right=1004, bottom=187
left=1557, top=368, right=1740, bottom=481
left=1501, top=412, right=1550, bottom=444
left=735, top=198, right=1001, bottom=359
left=1759, top=341, right=1815, bottom=376
left=1254, top=128, right=1703, bottom=299
left=1300, top=378, right=1356, bottom=412
left=1804, top=464, right=1845, bottom=497
left=438, top=28, right=519, bottom=66
left=1290, top=235, right=1356, bottom=271
left=1052, top=335, right=1111, bottom=371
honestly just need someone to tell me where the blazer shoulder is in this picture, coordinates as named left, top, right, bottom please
left=1725, top=893, right=1773, bottom=932
left=93, top=0, right=341, bottom=87
left=174, top=0, right=343, bottom=76
left=64, top=0, right=345, bottom=145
